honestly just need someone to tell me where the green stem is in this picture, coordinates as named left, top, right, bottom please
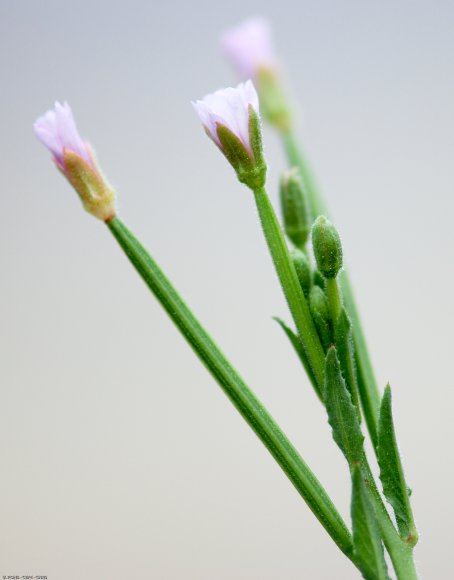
left=326, top=278, right=342, bottom=322
left=106, top=216, right=353, bottom=559
left=362, top=458, right=418, bottom=579
left=280, top=128, right=381, bottom=447
left=252, top=188, right=325, bottom=392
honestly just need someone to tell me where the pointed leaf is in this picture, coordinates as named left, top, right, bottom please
left=351, top=466, right=390, bottom=580
left=378, top=386, right=418, bottom=545
left=273, top=317, right=321, bottom=401
left=324, top=347, right=364, bottom=465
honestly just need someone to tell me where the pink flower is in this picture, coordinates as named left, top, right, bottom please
left=192, top=81, right=266, bottom=190
left=220, top=17, right=277, bottom=80
left=192, top=80, right=260, bottom=157
left=33, top=102, right=93, bottom=170
left=34, top=102, right=116, bottom=221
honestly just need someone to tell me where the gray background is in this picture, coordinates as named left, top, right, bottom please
left=1, top=0, right=453, bottom=578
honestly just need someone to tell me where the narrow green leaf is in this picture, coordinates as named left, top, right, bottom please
left=351, top=466, right=390, bottom=580
left=324, top=347, right=364, bottom=465
left=333, top=307, right=361, bottom=419
left=378, top=386, right=418, bottom=545
left=107, top=217, right=353, bottom=557
left=273, top=317, right=321, bottom=401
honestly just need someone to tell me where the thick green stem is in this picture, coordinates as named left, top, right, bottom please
left=106, top=216, right=353, bottom=559
left=280, top=128, right=381, bottom=447
left=252, top=188, right=326, bottom=392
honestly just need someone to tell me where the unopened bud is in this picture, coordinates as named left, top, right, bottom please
left=311, top=216, right=343, bottom=279
left=280, top=168, right=310, bottom=248
left=291, top=249, right=311, bottom=296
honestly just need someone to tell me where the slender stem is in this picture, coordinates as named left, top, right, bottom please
left=326, top=278, right=342, bottom=322
left=252, top=187, right=326, bottom=391
left=106, top=216, right=354, bottom=559
left=280, top=127, right=381, bottom=447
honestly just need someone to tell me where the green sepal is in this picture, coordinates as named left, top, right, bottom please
left=247, top=105, right=267, bottom=189
left=351, top=466, right=390, bottom=580
left=273, top=317, right=321, bottom=401
left=333, top=307, right=361, bottom=419
left=324, top=347, right=364, bottom=465
left=378, top=386, right=418, bottom=545
left=216, top=123, right=254, bottom=178
left=291, top=248, right=311, bottom=297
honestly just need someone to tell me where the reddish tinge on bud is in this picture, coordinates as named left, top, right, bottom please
left=34, top=102, right=116, bottom=221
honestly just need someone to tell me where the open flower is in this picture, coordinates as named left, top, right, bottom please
left=220, top=16, right=277, bottom=80
left=34, top=102, right=116, bottom=221
left=192, top=81, right=266, bottom=190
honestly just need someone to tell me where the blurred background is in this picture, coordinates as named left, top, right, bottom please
left=1, top=0, right=453, bottom=578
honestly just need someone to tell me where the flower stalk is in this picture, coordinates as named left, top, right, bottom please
left=253, top=186, right=325, bottom=391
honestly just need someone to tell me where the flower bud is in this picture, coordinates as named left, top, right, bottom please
left=192, top=81, right=267, bottom=190
left=311, top=216, right=343, bottom=279
left=280, top=168, right=310, bottom=248
left=33, top=102, right=116, bottom=221
left=291, top=248, right=311, bottom=297
left=309, top=285, right=332, bottom=350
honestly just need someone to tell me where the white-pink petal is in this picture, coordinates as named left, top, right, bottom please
left=192, top=81, right=260, bottom=156
left=33, top=102, right=92, bottom=169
